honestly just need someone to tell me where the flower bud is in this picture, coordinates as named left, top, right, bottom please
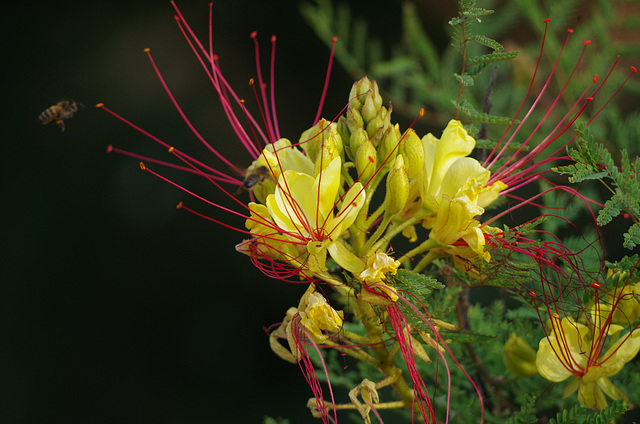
left=314, top=125, right=341, bottom=175
left=399, top=128, right=425, bottom=180
left=503, top=334, right=538, bottom=377
left=347, top=107, right=364, bottom=133
left=356, top=139, right=377, bottom=183
left=377, top=124, right=400, bottom=169
left=301, top=119, right=342, bottom=172
left=385, top=154, right=409, bottom=215
left=337, top=115, right=351, bottom=155
left=348, top=81, right=363, bottom=110
left=366, top=106, right=391, bottom=146
left=362, top=92, right=378, bottom=125
left=349, top=128, right=369, bottom=162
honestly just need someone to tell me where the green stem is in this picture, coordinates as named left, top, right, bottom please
left=412, top=249, right=443, bottom=273
left=372, top=209, right=428, bottom=252
left=364, top=213, right=392, bottom=253
left=396, top=236, right=441, bottom=264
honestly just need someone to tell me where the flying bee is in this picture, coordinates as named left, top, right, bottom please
left=235, top=165, right=272, bottom=195
left=38, top=100, right=79, bottom=132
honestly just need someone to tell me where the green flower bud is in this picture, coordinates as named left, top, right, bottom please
left=349, top=81, right=363, bottom=110
left=356, top=139, right=377, bottom=183
left=385, top=154, right=409, bottom=215
left=337, top=116, right=350, bottom=154
left=370, top=79, right=383, bottom=111
left=347, top=107, right=364, bottom=133
left=301, top=119, right=342, bottom=169
left=503, top=334, right=538, bottom=377
left=314, top=123, right=341, bottom=175
left=377, top=124, right=400, bottom=170
left=366, top=106, right=391, bottom=146
left=356, top=77, right=373, bottom=99
left=362, top=92, right=378, bottom=125
left=399, top=128, right=425, bottom=180
left=349, top=128, right=369, bottom=162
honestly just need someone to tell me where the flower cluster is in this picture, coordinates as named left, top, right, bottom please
left=99, top=2, right=639, bottom=422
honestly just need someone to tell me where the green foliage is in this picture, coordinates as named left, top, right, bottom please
left=554, top=124, right=640, bottom=249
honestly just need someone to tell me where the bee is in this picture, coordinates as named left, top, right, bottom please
left=38, top=100, right=79, bottom=132
left=235, top=165, right=272, bottom=195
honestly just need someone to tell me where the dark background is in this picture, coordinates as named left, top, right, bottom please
left=3, top=1, right=374, bottom=422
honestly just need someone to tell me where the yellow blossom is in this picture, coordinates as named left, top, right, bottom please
left=248, top=138, right=315, bottom=203
left=265, top=156, right=365, bottom=273
left=297, top=284, right=344, bottom=343
left=536, top=316, right=640, bottom=410
left=418, top=120, right=506, bottom=261
left=359, top=250, right=400, bottom=302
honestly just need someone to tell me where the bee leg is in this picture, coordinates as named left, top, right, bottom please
left=56, top=120, right=66, bottom=132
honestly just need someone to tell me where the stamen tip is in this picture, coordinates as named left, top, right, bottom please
left=168, top=146, right=175, bottom=153
left=593, top=75, right=599, bottom=83
left=543, top=18, right=552, bottom=23
left=529, top=291, right=537, bottom=298
left=631, top=65, right=638, bottom=74
left=418, top=108, right=425, bottom=117
left=583, top=40, right=591, bottom=46
left=143, top=47, right=150, bottom=53
left=106, top=145, right=113, bottom=153
left=95, top=103, right=104, bottom=108
left=249, top=78, right=255, bottom=86
left=271, top=35, right=276, bottom=42
left=250, top=31, right=257, bottom=39
left=139, top=162, right=146, bottom=171
left=176, top=202, right=183, bottom=209
left=331, top=36, right=338, bottom=43
left=591, top=282, right=601, bottom=288
left=585, top=96, right=594, bottom=102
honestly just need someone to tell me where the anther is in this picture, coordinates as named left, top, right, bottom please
left=543, top=18, right=552, bottom=23
left=529, top=291, right=537, bottom=298
left=331, top=36, right=338, bottom=43
left=583, top=40, right=591, bottom=46
left=106, top=145, right=113, bottom=153
left=271, top=35, right=276, bottom=43
left=176, top=202, right=183, bottom=209
left=567, top=29, right=574, bottom=34
left=593, top=75, right=599, bottom=83
left=591, top=282, right=601, bottom=288
left=631, top=66, right=638, bottom=74
left=168, top=146, right=175, bottom=153
left=95, top=103, right=104, bottom=108
left=418, top=108, right=425, bottom=117
left=552, top=313, right=560, bottom=319
left=144, top=48, right=150, bottom=53
left=250, top=31, right=257, bottom=39
left=139, top=162, right=146, bottom=171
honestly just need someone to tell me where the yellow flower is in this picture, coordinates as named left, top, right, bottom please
left=265, top=156, right=365, bottom=272
left=536, top=316, right=640, bottom=410
left=418, top=120, right=506, bottom=261
left=248, top=138, right=315, bottom=203
left=239, top=202, right=301, bottom=261
left=359, top=250, right=401, bottom=302
left=420, top=120, right=505, bottom=211
left=297, top=284, right=344, bottom=343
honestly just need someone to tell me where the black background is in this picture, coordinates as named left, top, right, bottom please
left=4, top=1, right=378, bottom=422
